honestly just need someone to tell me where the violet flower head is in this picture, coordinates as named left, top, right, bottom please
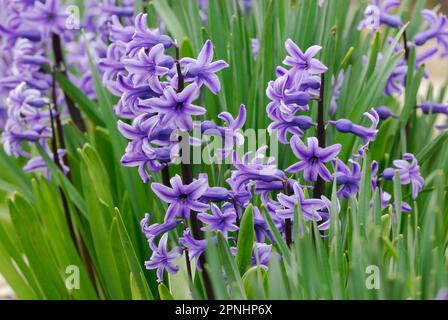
left=144, top=233, right=181, bottom=282
left=230, top=145, right=287, bottom=189
left=22, top=0, right=69, bottom=38
left=266, top=74, right=312, bottom=118
left=197, top=203, right=239, bottom=234
left=151, top=174, right=210, bottom=222
left=140, top=213, right=178, bottom=245
left=381, top=153, right=424, bottom=200
left=180, top=40, right=229, bottom=94
left=251, top=38, right=260, bottom=59
left=275, top=182, right=325, bottom=221
left=358, top=0, right=403, bottom=32
left=376, top=106, right=398, bottom=120
left=417, top=102, right=448, bottom=115
left=141, top=84, right=205, bottom=131
left=126, top=13, right=173, bottom=56
left=394, top=153, right=424, bottom=200
left=267, top=112, right=316, bottom=144
left=329, top=108, right=379, bottom=157
left=252, top=243, right=272, bottom=270
left=333, top=159, right=361, bottom=198
left=252, top=206, right=273, bottom=243
left=413, top=9, right=448, bottom=57
left=201, top=104, right=246, bottom=159
left=23, top=149, right=69, bottom=180
left=283, top=39, right=328, bottom=80
left=286, top=136, right=341, bottom=182
left=123, top=44, right=173, bottom=86
left=179, top=228, right=207, bottom=268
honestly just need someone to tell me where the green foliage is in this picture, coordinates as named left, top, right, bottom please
left=0, top=0, right=447, bottom=301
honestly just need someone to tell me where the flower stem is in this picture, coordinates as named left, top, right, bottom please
left=314, top=73, right=326, bottom=199
left=174, top=44, right=215, bottom=300
left=283, top=181, right=293, bottom=247
left=51, top=33, right=86, bottom=132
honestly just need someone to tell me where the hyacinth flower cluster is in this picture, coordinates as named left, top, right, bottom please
left=0, top=0, right=132, bottom=176
left=105, top=5, right=427, bottom=287
left=0, top=0, right=72, bottom=177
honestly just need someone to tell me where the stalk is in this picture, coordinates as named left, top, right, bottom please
left=174, top=44, right=215, bottom=299
left=51, top=34, right=86, bottom=132
left=283, top=181, right=293, bottom=247
left=314, top=73, right=326, bottom=199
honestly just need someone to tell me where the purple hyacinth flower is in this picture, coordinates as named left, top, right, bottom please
left=22, top=0, right=69, bottom=38
left=201, top=104, right=246, bottom=159
left=230, top=146, right=287, bottom=189
left=141, top=84, right=205, bottom=131
left=123, top=44, right=173, bottom=86
left=358, top=0, right=403, bottom=32
left=268, top=112, right=316, bottom=144
left=144, top=233, right=181, bottom=282
left=333, top=159, right=361, bottom=198
left=197, top=203, right=239, bottom=234
left=180, top=40, right=229, bottom=94
left=126, top=13, right=173, bottom=57
left=112, top=75, right=162, bottom=118
left=23, top=149, right=69, bottom=180
left=329, top=108, right=379, bottom=157
left=108, top=15, right=134, bottom=42
left=252, top=206, right=274, bottom=243
left=413, top=9, right=448, bottom=57
left=381, top=191, right=412, bottom=212
left=251, top=38, right=260, bottom=59
left=266, top=74, right=312, bottom=117
left=179, top=228, right=207, bottom=271
left=376, top=106, right=398, bottom=120
left=394, top=153, right=424, bottom=200
left=286, top=136, right=341, bottom=182
left=151, top=174, right=210, bottom=222
left=417, top=102, right=448, bottom=115
left=329, top=70, right=345, bottom=116
left=251, top=243, right=272, bottom=270
left=99, top=42, right=127, bottom=86
left=283, top=39, right=328, bottom=80
left=276, top=182, right=325, bottom=221
left=140, top=213, right=179, bottom=248
left=197, top=173, right=231, bottom=202
left=381, top=153, right=424, bottom=200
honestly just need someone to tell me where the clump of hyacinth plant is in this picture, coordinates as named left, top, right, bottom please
left=0, top=0, right=447, bottom=301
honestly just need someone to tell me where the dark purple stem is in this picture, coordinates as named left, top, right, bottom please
left=174, top=44, right=215, bottom=300
left=51, top=34, right=86, bottom=132
left=314, top=73, right=326, bottom=199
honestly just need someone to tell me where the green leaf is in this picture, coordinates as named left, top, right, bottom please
left=158, top=283, right=174, bottom=300
left=236, top=204, right=255, bottom=275
left=54, top=71, right=104, bottom=125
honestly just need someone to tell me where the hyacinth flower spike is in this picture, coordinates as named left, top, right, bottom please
left=286, top=136, right=341, bottom=182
